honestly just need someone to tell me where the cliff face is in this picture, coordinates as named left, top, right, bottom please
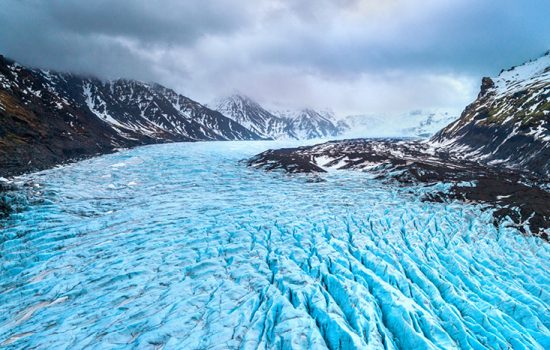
left=432, top=52, right=550, bottom=177
left=0, top=56, right=261, bottom=177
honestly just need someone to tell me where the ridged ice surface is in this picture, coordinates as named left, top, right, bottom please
left=0, top=141, right=549, bottom=349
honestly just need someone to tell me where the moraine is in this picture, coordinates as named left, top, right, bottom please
left=0, top=141, right=548, bottom=349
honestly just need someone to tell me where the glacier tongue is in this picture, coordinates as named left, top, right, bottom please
left=0, top=141, right=548, bottom=349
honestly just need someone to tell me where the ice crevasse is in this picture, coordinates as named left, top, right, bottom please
left=0, top=141, right=548, bottom=349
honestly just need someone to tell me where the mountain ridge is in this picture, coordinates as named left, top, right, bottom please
left=213, top=94, right=347, bottom=140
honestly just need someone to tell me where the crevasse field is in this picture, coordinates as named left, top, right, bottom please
left=0, top=141, right=548, bottom=349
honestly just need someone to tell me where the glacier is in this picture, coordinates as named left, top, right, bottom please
left=0, top=141, right=548, bottom=349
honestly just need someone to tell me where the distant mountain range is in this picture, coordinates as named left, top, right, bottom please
left=248, top=51, right=550, bottom=178
left=214, top=94, right=457, bottom=140
left=2, top=51, right=548, bottom=177
left=212, top=94, right=288, bottom=139
left=212, top=94, right=346, bottom=140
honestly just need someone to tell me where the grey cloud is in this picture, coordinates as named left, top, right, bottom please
left=250, top=0, right=549, bottom=77
left=42, top=0, right=252, bottom=46
left=0, top=0, right=252, bottom=78
left=1, top=0, right=548, bottom=115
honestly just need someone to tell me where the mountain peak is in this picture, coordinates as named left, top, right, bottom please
left=222, top=93, right=251, bottom=103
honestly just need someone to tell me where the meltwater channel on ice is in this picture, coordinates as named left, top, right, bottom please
left=0, top=140, right=548, bottom=349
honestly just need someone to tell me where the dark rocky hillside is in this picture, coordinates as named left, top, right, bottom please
left=432, top=52, right=550, bottom=177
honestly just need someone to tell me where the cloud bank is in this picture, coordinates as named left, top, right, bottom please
left=1, top=0, right=549, bottom=115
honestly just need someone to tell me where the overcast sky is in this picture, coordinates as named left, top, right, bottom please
left=1, top=0, right=549, bottom=116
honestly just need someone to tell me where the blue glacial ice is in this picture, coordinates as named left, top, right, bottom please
left=0, top=140, right=549, bottom=349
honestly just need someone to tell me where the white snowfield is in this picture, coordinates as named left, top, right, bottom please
left=341, top=110, right=459, bottom=139
left=0, top=141, right=548, bottom=349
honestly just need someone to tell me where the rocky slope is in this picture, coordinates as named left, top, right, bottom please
left=214, top=95, right=347, bottom=140
left=432, top=51, right=550, bottom=177
left=0, top=56, right=261, bottom=177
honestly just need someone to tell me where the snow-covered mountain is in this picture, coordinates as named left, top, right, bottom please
left=272, top=108, right=347, bottom=139
left=0, top=56, right=261, bottom=176
left=341, top=110, right=458, bottom=138
left=212, top=95, right=288, bottom=139
left=433, top=51, right=550, bottom=177
left=214, top=95, right=347, bottom=140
